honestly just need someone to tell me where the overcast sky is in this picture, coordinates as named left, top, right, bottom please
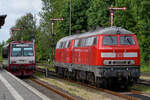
left=0, top=0, right=42, bottom=43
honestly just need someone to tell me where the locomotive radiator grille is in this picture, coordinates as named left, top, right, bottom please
left=103, top=60, right=135, bottom=65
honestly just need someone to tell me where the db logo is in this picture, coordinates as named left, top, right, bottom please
left=116, top=53, right=123, bottom=57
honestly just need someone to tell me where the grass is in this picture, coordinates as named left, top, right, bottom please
left=132, top=84, right=150, bottom=94
left=37, top=65, right=56, bottom=72
left=0, top=56, right=2, bottom=62
left=141, top=64, right=150, bottom=72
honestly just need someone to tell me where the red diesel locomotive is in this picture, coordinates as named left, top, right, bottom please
left=2, top=41, right=36, bottom=76
left=54, top=26, right=140, bottom=88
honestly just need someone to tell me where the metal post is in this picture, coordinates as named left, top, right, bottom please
left=109, top=6, right=126, bottom=26
left=69, top=0, right=72, bottom=35
left=45, top=68, right=48, bottom=77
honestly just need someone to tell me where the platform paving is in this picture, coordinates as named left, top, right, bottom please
left=0, top=70, right=51, bottom=100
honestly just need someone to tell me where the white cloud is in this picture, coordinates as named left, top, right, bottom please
left=0, top=0, right=42, bottom=43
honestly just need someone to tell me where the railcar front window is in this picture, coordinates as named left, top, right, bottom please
left=11, top=48, right=22, bottom=57
left=23, top=48, right=34, bottom=56
left=103, top=36, right=117, bottom=45
left=120, top=36, right=135, bottom=45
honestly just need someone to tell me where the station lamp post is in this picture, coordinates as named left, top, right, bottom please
left=109, top=6, right=126, bottom=26
left=50, top=18, right=64, bottom=62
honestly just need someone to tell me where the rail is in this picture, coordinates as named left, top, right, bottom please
left=30, top=77, right=75, bottom=100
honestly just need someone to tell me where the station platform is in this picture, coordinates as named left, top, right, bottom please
left=0, top=70, right=51, bottom=100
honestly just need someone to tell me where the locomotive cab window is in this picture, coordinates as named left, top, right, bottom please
left=120, top=36, right=135, bottom=45
left=11, top=48, right=22, bottom=57
left=103, top=36, right=117, bottom=45
left=24, top=48, right=34, bottom=56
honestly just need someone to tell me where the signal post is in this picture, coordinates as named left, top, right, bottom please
left=109, top=6, right=126, bottom=26
left=50, top=18, right=64, bottom=63
left=10, top=28, right=21, bottom=40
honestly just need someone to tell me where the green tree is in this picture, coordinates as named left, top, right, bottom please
left=12, top=13, right=37, bottom=41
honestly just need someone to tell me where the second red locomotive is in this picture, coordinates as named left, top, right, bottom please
left=54, top=26, right=140, bottom=88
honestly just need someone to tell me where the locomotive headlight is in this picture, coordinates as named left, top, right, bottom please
left=130, top=60, right=135, bottom=65
left=29, top=60, right=34, bottom=64
left=11, top=61, right=16, bottom=64
left=101, top=52, right=116, bottom=58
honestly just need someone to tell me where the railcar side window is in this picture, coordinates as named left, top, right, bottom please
left=103, top=36, right=117, bottom=45
left=120, top=36, right=135, bottom=45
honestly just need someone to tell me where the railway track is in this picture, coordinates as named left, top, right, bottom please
left=37, top=67, right=150, bottom=100
left=29, top=77, right=76, bottom=100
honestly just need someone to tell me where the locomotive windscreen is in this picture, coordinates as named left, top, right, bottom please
left=11, top=44, right=34, bottom=57
left=103, top=35, right=135, bottom=45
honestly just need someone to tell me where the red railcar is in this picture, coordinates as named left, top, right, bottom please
left=54, top=27, right=140, bottom=88
left=2, top=41, right=36, bottom=76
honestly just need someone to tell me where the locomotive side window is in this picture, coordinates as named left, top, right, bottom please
left=67, top=41, right=71, bottom=48
left=120, top=36, right=135, bottom=45
left=81, top=38, right=86, bottom=47
left=59, top=42, right=63, bottom=48
left=56, top=42, right=60, bottom=49
left=93, top=37, right=97, bottom=45
left=63, top=42, right=66, bottom=48
left=74, top=40, right=79, bottom=47
left=103, top=36, right=117, bottom=45
left=78, top=39, right=82, bottom=47
left=85, top=37, right=94, bottom=46
left=65, top=41, right=68, bottom=48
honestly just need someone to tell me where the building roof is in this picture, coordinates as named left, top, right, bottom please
left=0, top=15, right=7, bottom=28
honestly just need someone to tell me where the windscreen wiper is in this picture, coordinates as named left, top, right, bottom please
left=108, top=36, right=113, bottom=43
left=125, top=36, right=131, bottom=45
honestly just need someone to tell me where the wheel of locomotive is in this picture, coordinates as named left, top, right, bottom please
left=76, top=70, right=80, bottom=81
left=87, top=72, right=95, bottom=85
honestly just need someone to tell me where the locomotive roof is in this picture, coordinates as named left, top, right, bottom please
left=59, top=26, right=133, bottom=42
